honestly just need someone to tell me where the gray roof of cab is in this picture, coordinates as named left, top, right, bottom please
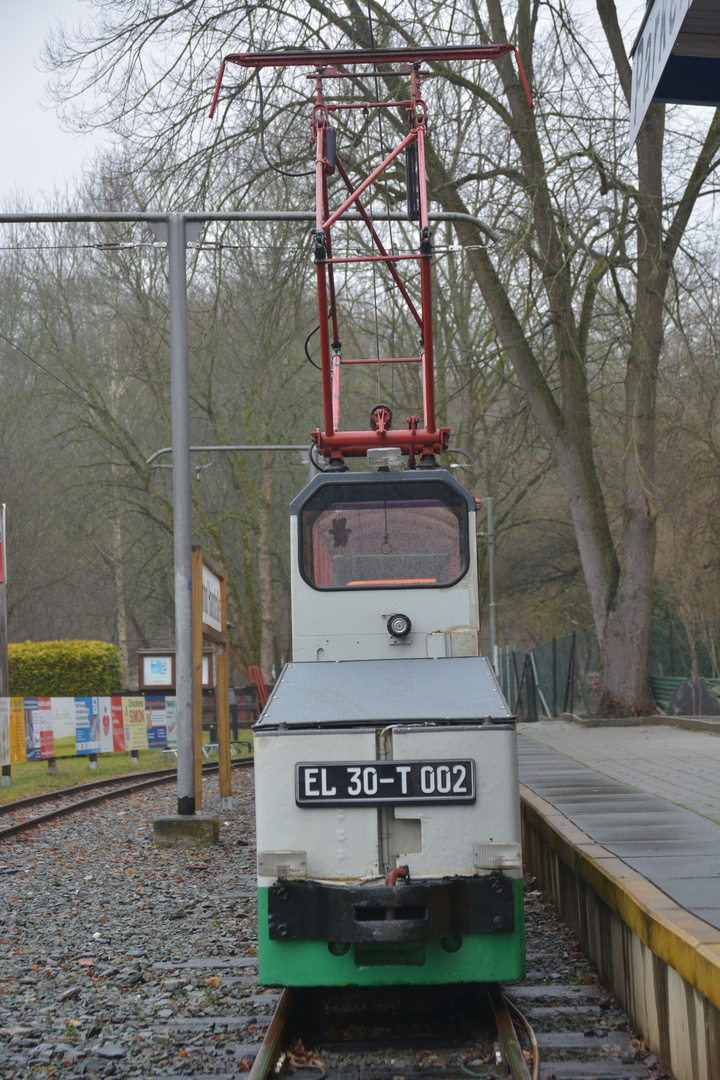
left=289, top=468, right=476, bottom=516
left=254, top=656, right=514, bottom=729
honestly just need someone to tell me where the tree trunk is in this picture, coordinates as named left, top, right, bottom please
left=112, top=510, right=131, bottom=689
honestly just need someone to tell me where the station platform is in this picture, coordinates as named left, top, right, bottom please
left=516, top=720, right=720, bottom=1080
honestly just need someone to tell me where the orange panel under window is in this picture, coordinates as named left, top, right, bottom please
left=346, top=578, right=437, bottom=586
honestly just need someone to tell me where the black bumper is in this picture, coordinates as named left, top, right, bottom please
left=268, top=874, right=516, bottom=943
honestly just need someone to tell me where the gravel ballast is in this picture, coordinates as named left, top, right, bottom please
left=0, top=767, right=669, bottom=1080
left=0, top=768, right=273, bottom=1078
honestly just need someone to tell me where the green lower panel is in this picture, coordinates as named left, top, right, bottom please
left=257, top=880, right=526, bottom=987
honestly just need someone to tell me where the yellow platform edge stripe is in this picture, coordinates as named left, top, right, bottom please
left=520, top=784, right=720, bottom=1011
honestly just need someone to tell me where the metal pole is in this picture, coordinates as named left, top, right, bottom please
left=0, top=505, right=10, bottom=786
left=485, top=497, right=497, bottom=673
left=0, top=211, right=499, bottom=241
left=167, top=213, right=195, bottom=816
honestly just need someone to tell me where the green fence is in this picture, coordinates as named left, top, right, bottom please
left=650, top=621, right=720, bottom=679
left=499, top=631, right=601, bottom=720
left=500, top=621, right=720, bottom=720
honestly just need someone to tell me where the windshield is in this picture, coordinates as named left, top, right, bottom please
left=300, top=480, right=469, bottom=590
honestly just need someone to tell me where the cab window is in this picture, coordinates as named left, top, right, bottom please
left=300, top=480, right=469, bottom=590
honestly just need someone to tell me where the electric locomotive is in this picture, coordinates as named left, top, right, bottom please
left=211, top=42, right=533, bottom=986
left=254, top=462, right=525, bottom=985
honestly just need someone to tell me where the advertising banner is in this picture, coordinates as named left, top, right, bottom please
left=123, top=696, right=148, bottom=751
left=0, top=693, right=194, bottom=764
left=9, top=698, right=25, bottom=764
left=37, top=698, right=55, bottom=759
left=75, top=697, right=101, bottom=755
left=0, top=698, right=10, bottom=767
left=50, top=698, right=76, bottom=739
left=24, top=697, right=42, bottom=762
left=97, top=698, right=115, bottom=754
left=145, top=695, right=168, bottom=748
left=165, top=696, right=177, bottom=748
left=110, top=697, right=125, bottom=752
left=51, top=697, right=78, bottom=757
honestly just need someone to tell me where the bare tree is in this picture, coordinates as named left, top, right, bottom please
left=41, top=0, right=720, bottom=711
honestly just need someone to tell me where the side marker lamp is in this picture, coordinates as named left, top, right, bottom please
left=473, top=842, right=521, bottom=870
left=258, top=851, right=307, bottom=879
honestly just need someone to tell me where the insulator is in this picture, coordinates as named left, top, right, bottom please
left=406, top=143, right=420, bottom=221
left=325, top=127, right=337, bottom=175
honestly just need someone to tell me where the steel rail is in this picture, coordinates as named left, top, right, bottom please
left=247, top=988, right=294, bottom=1080
left=0, top=763, right=195, bottom=816
left=489, top=983, right=534, bottom=1080
left=0, top=757, right=253, bottom=840
left=0, top=757, right=253, bottom=817
left=241, top=981, right=535, bottom=1079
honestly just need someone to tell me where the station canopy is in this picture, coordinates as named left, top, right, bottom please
left=630, top=0, right=720, bottom=146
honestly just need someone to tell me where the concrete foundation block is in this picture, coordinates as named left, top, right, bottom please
left=153, top=815, right=220, bottom=848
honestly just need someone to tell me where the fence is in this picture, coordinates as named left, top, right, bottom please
left=499, top=631, right=601, bottom=721
left=500, top=621, right=720, bottom=720
left=650, top=620, right=720, bottom=679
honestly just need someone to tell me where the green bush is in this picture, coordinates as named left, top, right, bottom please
left=8, top=640, right=123, bottom=697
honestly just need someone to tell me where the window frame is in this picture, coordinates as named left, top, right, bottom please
left=295, top=475, right=472, bottom=593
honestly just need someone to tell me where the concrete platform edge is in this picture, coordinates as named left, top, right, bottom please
left=153, top=815, right=220, bottom=848
left=556, top=712, right=720, bottom=733
left=520, top=783, right=720, bottom=1080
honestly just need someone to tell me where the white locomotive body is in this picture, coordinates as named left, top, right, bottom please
left=254, top=469, right=525, bottom=986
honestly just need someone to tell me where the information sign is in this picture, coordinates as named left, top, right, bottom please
left=630, top=0, right=692, bottom=146
left=143, top=655, right=173, bottom=686
left=202, top=562, right=222, bottom=636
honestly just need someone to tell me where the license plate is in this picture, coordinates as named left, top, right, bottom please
left=295, top=760, right=476, bottom=806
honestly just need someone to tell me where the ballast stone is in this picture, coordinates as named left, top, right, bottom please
left=153, top=814, right=220, bottom=848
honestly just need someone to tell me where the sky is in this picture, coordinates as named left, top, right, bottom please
left=0, top=0, right=104, bottom=206
left=1, top=2, right=645, bottom=208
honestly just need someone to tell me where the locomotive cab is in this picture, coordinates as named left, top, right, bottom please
left=290, top=469, right=481, bottom=661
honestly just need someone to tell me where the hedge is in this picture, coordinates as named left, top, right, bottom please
left=8, top=640, right=123, bottom=697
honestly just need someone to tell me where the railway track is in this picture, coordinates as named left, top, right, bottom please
left=246, top=981, right=536, bottom=1080
left=0, top=756, right=254, bottom=839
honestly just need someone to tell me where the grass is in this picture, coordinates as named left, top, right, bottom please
left=0, top=730, right=253, bottom=804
